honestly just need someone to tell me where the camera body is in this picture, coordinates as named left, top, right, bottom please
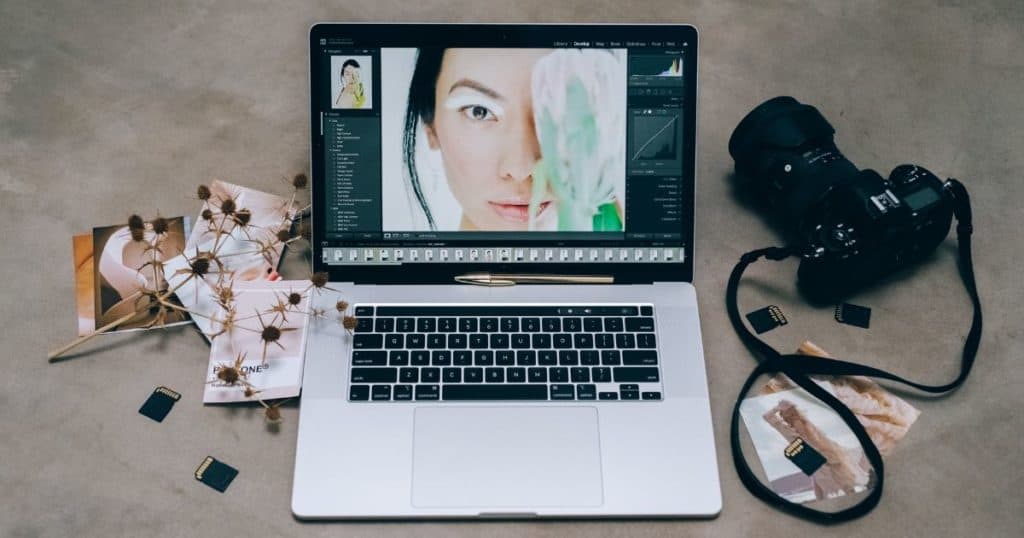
left=729, top=97, right=955, bottom=303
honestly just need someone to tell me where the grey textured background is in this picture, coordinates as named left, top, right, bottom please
left=2, top=1, right=1023, bottom=536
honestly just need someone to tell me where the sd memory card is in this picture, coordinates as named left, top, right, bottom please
left=195, top=456, right=238, bottom=493
left=746, top=305, right=788, bottom=334
left=138, top=386, right=181, bottom=422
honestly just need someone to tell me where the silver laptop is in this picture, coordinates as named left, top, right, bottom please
left=293, top=23, right=721, bottom=519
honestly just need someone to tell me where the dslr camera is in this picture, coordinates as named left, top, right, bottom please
left=728, top=96, right=957, bottom=303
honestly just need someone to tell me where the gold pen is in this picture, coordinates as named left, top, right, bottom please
left=454, top=272, right=614, bottom=287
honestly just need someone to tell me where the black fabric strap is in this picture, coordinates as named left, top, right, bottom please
left=726, top=179, right=981, bottom=523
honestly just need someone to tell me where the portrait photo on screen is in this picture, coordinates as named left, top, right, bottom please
left=331, top=55, right=373, bottom=109
left=380, top=48, right=627, bottom=232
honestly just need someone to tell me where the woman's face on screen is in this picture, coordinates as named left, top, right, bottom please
left=342, top=64, right=358, bottom=85
left=424, top=48, right=556, bottom=231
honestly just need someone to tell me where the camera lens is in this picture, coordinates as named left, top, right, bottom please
left=728, top=97, right=861, bottom=231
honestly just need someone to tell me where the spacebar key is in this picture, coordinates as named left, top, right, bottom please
left=443, top=385, right=548, bottom=400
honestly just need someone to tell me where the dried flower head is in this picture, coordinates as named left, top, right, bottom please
left=243, top=386, right=262, bottom=399
left=197, top=184, right=212, bottom=201
left=342, top=315, right=358, bottom=331
left=201, top=208, right=214, bottom=221
left=336, top=300, right=349, bottom=312
left=173, top=249, right=222, bottom=281
left=310, top=272, right=329, bottom=289
left=232, top=208, right=252, bottom=226
left=255, top=310, right=296, bottom=364
left=213, top=352, right=248, bottom=385
left=276, top=228, right=293, bottom=243
left=219, top=197, right=236, bottom=215
left=292, top=173, right=308, bottom=189
left=265, top=405, right=282, bottom=423
left=287, top=292, right=303, bottom=306
left=151, top=216, right=169, bottom=235
left=128, top=214, right=146, bottom=241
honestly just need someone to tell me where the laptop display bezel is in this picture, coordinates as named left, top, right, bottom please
left=309, top=23, right=698, bottom=284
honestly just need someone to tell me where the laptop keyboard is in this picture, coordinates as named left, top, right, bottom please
left=347, top=305, right=663, bottom=402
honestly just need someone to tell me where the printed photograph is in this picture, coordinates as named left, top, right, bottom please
left=380, top=48, right=627, bottom=232
left=331, top=55, right=373, bottom=109
left=91, top=217, right=190, bottom=331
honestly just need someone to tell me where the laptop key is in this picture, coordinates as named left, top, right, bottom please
left=577, top=384, right=597, bottom=400
left=507, top=367, right=526, bottom=383
left=559, top=350, right=579, bottom=365
left=448, top=334, right=467, bottom=349
left=553, top=334, right=572, bottom=348
left=474, top=350, right=494, bottom=365
left=406, top=334, right=425, bottom=349
left=421, top=368, right=440, bottom=383
left=416, top=318, right=436, bottom=332
left=490, top=334, right=509, bottom=348
left=531, top=334, right=552, bottom=348
left=604, top=318, right=624, bottom=332
left=415, top=385, right=440, bottom=401
left=573, top=333, right=594, bottom=349
left=615, top=333, right=636, bottom=349
left=495, top=350, right=515, bottom=365
left=501, top=318, right=519, bottom=332
left=521, top=317, right=540, bottom=332
left=352, top=351, right=386, bottom=366
left=623, top=350, right=658, bottom=365
left=571, top=367, right=590, bottom=382
left=592, top=367, right=612, bottom=383
left=614, top=367, right=660, bottom=383
left=598, top=391, right=618, bottom=400
left=642, top=392, right=662, bottom=400
left=464, top=367, right=483, bottom=383
left=396, top=317, right=415, bottom=332
left=443, top=385, right=547, bottom=401
left=349, top=385, right=370, bottom=401
left=431, top=351, right=451, bottom=366
left=480, top=318, right=499, bottom=332
left=595, top=333, right=615, bottom=348
left=442, top=368, right=461, bottom=383
left=485, top=368, right=504, bottom=383
left=355, top=318, right=374, bottom=333
left=583, top=317, right=603, bottom=331
left=516, top=350, right=537, bottom=365
left=374, top=318, right=395, bottom=332
left=350, top=368, right=397, bottom=383
left=637, top=334, right=657, bottom=349
left=438, top=317, right=457, bottom=332
left=528, top=367, right=547, bottom=382
left=411, top=350, right=430, bottom=366
left=459, top=318, right=478, bottom=332
left=353, top=334, right=383, bottom=349
left=427, top=334, right=446, bottom=349
left=453, top=350, right=472, bottom=365
left=625, top=317, right=655, bottom=332
left=511, top=333, right=530, bottom=348
left=538, top=350, right=557, bottom=365
left=563, top=317, right=582, bottom=332
left=399, top=368, right=418, bottom=383
left=354, top=306, right=374, bottom=316
left=384, top=334, right=403, bottom=348
left=388, top=350, right=409, bottom=366
left=581, top=350, right=600, bottom=365
left=393, top=385, right=413, bottom=400
left=550, top=384, right=575, bottom=400
left=371, top=385, right=391, bottom=401
left=469, top=334, right=488, bottom=349
left=621, top=390, right=640, bottom=401
left=542, top=317, right=561, bottom=332
left=550, top=367, right=569, bottom=382
left=601, top=350, right=621, bottom=365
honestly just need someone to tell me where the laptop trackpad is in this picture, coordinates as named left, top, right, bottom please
left=412, top=406, right=604, bottom=509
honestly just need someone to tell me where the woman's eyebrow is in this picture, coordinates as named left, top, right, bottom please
left=448, top=78, right=504, bottom=100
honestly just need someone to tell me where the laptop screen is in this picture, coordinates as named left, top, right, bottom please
left=310, top=24, right=696, bottom=281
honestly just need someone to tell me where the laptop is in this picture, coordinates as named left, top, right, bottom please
left=293, top=23, right=721, bottom=519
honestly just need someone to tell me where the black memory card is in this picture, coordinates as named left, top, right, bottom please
left=746, top=305, right=788, bottom=334
left=195, top=456, right=238, bottom=493
left=835, top=302, right=871, bottom=329
left=138, top=386, right=181, bottom=422
left=784, top=437, right=827, bottom=476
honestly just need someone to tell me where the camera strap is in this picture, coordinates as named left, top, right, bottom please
left=725, top=179, right=981, bottom=523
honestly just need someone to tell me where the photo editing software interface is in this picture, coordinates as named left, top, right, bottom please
left=314, top=32, right=692, bottom=266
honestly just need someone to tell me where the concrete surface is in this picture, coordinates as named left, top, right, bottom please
left=2, top=1, right=1022, bottom=536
